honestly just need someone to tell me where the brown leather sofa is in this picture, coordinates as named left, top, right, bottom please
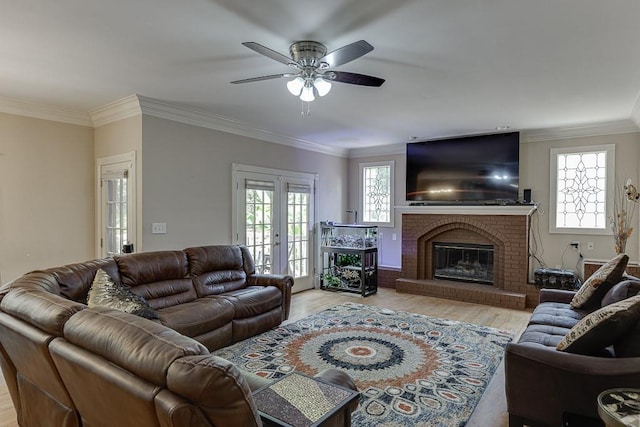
left=505, top=287, right=640, bottom=427
left=0, top=245, right=358, bottom=427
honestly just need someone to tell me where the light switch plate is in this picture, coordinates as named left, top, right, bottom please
left=152, top=223, right=167, bottom=234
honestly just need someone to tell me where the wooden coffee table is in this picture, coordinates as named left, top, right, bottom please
left=252, top=372, right=360, bottom=427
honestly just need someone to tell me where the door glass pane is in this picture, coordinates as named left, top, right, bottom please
left=104, top=177, right=128, bottom=256
left=287, top=190, right=309, bottom=278
left=246, top=188, right=273, bottom=274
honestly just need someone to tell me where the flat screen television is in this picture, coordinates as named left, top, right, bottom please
left=406, top=132, right=520, bottom=203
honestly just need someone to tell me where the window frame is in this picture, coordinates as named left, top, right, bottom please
left=96, top=151, right=137, bottom=257
left=359, top=160, right=395, bottom=228
left=549, top=144, right=614, bottom=235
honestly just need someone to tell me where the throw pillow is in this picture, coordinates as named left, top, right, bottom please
left=601, top=279, right=640, bottom=307
left=87, top=269, right=159, bottom=320
left=614, top=320, right=640, bottom=357
left=570, top=254, right=629, bottom=309
left=557, top=294, right=640, bottom=354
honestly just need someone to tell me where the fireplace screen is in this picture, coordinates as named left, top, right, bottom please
left=433, top=242, right=494, bottom=285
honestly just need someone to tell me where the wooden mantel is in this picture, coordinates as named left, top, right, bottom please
left=395, top=204, right=538, bottom=216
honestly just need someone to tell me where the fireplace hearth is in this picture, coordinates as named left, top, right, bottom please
left=433, top=242, right=494, bottom=285
left=397, top=206, right=538, bottom=309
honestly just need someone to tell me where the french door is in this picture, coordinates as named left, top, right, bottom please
left=233, top=164, right=316, bottom=292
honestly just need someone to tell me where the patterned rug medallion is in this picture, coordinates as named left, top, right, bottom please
left=213, top=302, right=513, bottom=426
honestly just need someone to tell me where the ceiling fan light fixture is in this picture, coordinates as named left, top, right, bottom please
left=300, top=83, right=315, bottom=102
left=313, top=77, right=332, bottom=97
left=235, top=40, right=384, bottom=111
left=286, top=77, right=305, bottom=96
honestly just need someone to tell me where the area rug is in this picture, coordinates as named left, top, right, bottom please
left=213, top=302, right=513, bottom=426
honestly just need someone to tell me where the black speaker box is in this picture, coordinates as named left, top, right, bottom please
left=523, top=189, right=532, bottom=204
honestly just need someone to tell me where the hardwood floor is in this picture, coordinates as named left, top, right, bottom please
left=0, top=374, right=15, bottom=427
left=0, top=288, right=531, bottom=426
left=288, top=288, right=532, bottom=334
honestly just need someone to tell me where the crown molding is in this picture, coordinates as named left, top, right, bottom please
left=88, top=94, right=142, bottom=127
left=0, top=95, right=92, bottom=126
left=347, top=120, right=640, bottom=158
left=349, top=142, right=405, bottom=158
left=521, top=119, right=639, bottom=143
left=136, top=96, right=348, bottom=157
left=3, top=92, right=638, bottom=157
left=88, top=94, right=347, bottom=157
left=632, top=93, right=640, bottom=129
left=347, top=119, right=640, bottom=158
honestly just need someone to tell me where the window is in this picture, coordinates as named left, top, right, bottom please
left=550, top=144, right=614, bottom=234
left=360, top=161, right=394, bottom=227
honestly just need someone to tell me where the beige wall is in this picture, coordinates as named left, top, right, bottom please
left=350, top=131, right=640, bottom=279
left=0, top=110, right=346, bottom=283
left=94, top=115, right=142, bottom=159
left=94, top=115, right=143, bottom=255
left=520, top=132, right=640, bottom=269
left=0, top=112, right=94, bottom=284
left=140, top=115, right=348, bottom=251
left=6, top=105, right=633, bottom=285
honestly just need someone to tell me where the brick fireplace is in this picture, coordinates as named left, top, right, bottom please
left=396, top=205, right=538, bottom=309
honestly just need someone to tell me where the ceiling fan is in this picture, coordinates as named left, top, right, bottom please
left=231, top=40, right=385, bottom=102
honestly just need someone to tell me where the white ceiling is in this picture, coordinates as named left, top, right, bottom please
left=2, top=0, right=640, bottom=155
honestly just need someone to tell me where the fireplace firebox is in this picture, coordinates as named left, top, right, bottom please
left=433, top=242, right=494, bottom=285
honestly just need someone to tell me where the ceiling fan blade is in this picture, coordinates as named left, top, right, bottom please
left=330, top=71, right=385, bottom=87
left=230, top=74, right=290, bottom=84
left=321, top=40, right=374, bottom=68
left=242, top=42, right=295, bottom=67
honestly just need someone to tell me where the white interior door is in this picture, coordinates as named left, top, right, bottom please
left=233, top=165, right=316, bottom=292
left=97, top=152, right=136, bottom=258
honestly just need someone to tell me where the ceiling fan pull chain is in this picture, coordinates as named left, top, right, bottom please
left=300, top=100, right=311, bottom=117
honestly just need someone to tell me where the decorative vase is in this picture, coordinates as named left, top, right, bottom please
left=614, top=236, right=627, bottom=254
left=611, top=179, right=639, bottom=255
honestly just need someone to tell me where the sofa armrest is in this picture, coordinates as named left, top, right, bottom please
left=247, top=274, right=294, bottom=320
left=0, top=271, right=62, bottom=296
left=505, top=341, right=640, bottom=426
left=539, top=288, right=576, bottom=304
left=1, top=288, right=85, bottom=336
left=154, top=389, right=213, bottom=427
